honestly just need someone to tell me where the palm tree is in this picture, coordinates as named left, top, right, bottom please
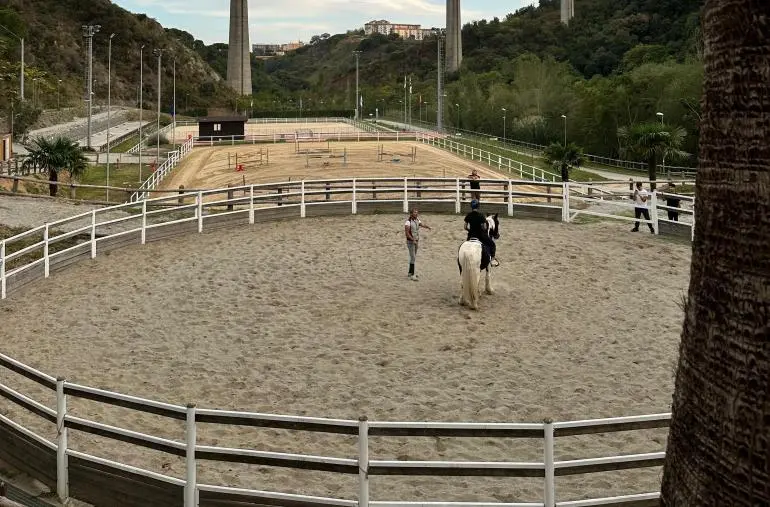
left=660, top=0, right=770, bottom=503
left=617, top=122, right=688, bottom=190
left=22, top=137, right=87, bottom=197
left=544, top=142, right=585, bottom=182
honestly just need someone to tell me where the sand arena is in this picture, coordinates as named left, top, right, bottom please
left=0, top=122, right=692, bottom=503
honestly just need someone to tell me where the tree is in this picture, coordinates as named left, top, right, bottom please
left=617, top=122, right=689, bottom=189
left=22, top=137, right=87, bottom=197
left=544, top=142, right=584, bottom=182
left=660, top=0, right=770, bottom=503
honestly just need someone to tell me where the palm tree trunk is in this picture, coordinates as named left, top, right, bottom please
left=660, top=0, right=770, bottom=504
left=647, top=156, right=657, bottom=190
left=48, top=169, right=58, bottom=197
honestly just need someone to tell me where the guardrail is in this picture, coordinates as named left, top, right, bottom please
left=417, top=133, right=561, bottom=182
left=0, top=333, right=667, bottom=507
left=392, top=118, right=697, bottom=177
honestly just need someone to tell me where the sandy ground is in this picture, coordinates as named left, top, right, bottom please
left=0, top=213, right=692, bottom=503
left=156, top=140, right=553, bottom=210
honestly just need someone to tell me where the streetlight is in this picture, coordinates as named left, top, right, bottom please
left=153, top=48, right=163, bottom=170
left=107, top=33, right=116, bottom=202
left=0, top=23, right=24, bottom=101
left=561, top=114, right=567, bottom=146
left=502, top=108, right=507, bottom=143
left=139, top=44, right=145, bottom=183
left=83, top=24, right=101, bottom=150
left=172, top=57, right=176, bottom=150
left=657, top=112, right=665, bottom=177
left=353, top=51, right=361, bottom=120
left=32, top=77, right=38, bottom=109
left=455, top=103, right=460, bottom=130
left=57, top=79, right=62, bottom=109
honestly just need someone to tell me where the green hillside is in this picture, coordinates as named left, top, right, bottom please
left=0, top=0, right=234, bottom=134
left=238, top=0, right=703, bottom=159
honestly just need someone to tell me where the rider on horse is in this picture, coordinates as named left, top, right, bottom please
left=464, top=200, right=496, bottom=264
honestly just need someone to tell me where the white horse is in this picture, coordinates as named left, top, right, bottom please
left=457, top=214, right=499, bottom=310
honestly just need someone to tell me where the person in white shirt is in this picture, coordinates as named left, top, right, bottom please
left=631, top=181, right=655, bottom=233
left=404, top=208, right=431, bottom=281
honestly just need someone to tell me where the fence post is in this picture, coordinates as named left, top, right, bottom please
left=519, top=162, right=523, bottom=178
left=544, top=419, right=555, bottom=507
left=562, top=183, right=569, bottom=223
left=691, top=201, right=696, bottom=242
left=56, top=378, right=69, bottom=504
left=358, top=416, right=369, bottom=507
left=651, top=191, right=659, bottom=235
left=249, top=185, right=255, bottom=225
left=403, top=178, right=409, bottom=213
left=227, top=184, right=234, bottom=211
left=178, top=185, right=185, bottom=204
left=90, top=210, right=97, bottom=259
left=455, top=178, right=461, bottom=213
left=352, top=179, right=357, bottom=215
left=301, top=181, right=306, bottom=218
left=0, top=240, right=5, bottom=300
left=197, top=192, right=203, bottom=233
left=508, top=181, right=514, bottom=217
left=43, top=224, right=50, bottom=278
left=184, top=404, right=197, bottom=507
left=11, top=176, right=18, bottom=193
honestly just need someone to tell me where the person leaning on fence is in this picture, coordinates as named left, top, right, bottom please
left=467, top=169, right=481, bottom=201
left=405, top=208, right=431, bottom=281
left=631, top=182, right=655, bottom=234
left=662, top=180, right=681, bottom=222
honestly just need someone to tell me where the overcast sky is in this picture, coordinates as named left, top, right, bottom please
left=113, top=0, right=535, bottom=45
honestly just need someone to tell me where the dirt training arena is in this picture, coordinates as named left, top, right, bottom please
left=0, top=211, right=691, bottom=502
left=161, top=139, right=512, bottom=193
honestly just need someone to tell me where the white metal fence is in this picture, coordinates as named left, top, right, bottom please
left=0, top=178, right=694, bottom=506
left=129, top=136, right=195, bottom=202
left=0, top=354, right=668, bottom=507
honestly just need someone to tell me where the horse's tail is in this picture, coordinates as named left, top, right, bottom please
left=460, top=242, right=482, bottom=309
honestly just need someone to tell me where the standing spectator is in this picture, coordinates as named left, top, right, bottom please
left=631, top=181, right=655, bottom=233
left=404, top=208, right=431, bottom=281
left=467, top=169, right=481, bottom=201
left=662, top=180, right=681, bottom=222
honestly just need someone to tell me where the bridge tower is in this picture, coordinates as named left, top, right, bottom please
left=227, top=0, right=253, bottom=96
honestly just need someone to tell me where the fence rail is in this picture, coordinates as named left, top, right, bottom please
left=0, top=176, right=695, bottom=506
left=0, top=347, right=668, bottom=507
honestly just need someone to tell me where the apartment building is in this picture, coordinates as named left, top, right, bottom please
left=365, top=20, right=435, bottom=40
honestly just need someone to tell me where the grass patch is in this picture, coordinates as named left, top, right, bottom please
left=111, top=135, right=140, bottom=153
left=73, top=164, right=144, bottom=202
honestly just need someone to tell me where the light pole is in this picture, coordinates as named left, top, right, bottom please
left=57, top=79, right=62, bottom=109
left=139, top=44, right=145, bottom=183
left=561, top=114, right=567, bottom=146
left=455, top=103, right=460, bottom=130
left=0, top=23, right=24, bottom=101
left=153, top=48, right=163, bottom=169
left=502, top=108, right=507, bottom=143
left=173, top=57, right=176, bottom=150
left=83, top=24, right=100, bottom=150
left=657, top=112, right=665, bottom=177
left=107, top=33, right=116, bottom=201
left=353, top=51, right=361, bottom=121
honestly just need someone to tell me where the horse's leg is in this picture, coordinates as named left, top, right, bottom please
left=485, top=267, right=494, bottom=295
